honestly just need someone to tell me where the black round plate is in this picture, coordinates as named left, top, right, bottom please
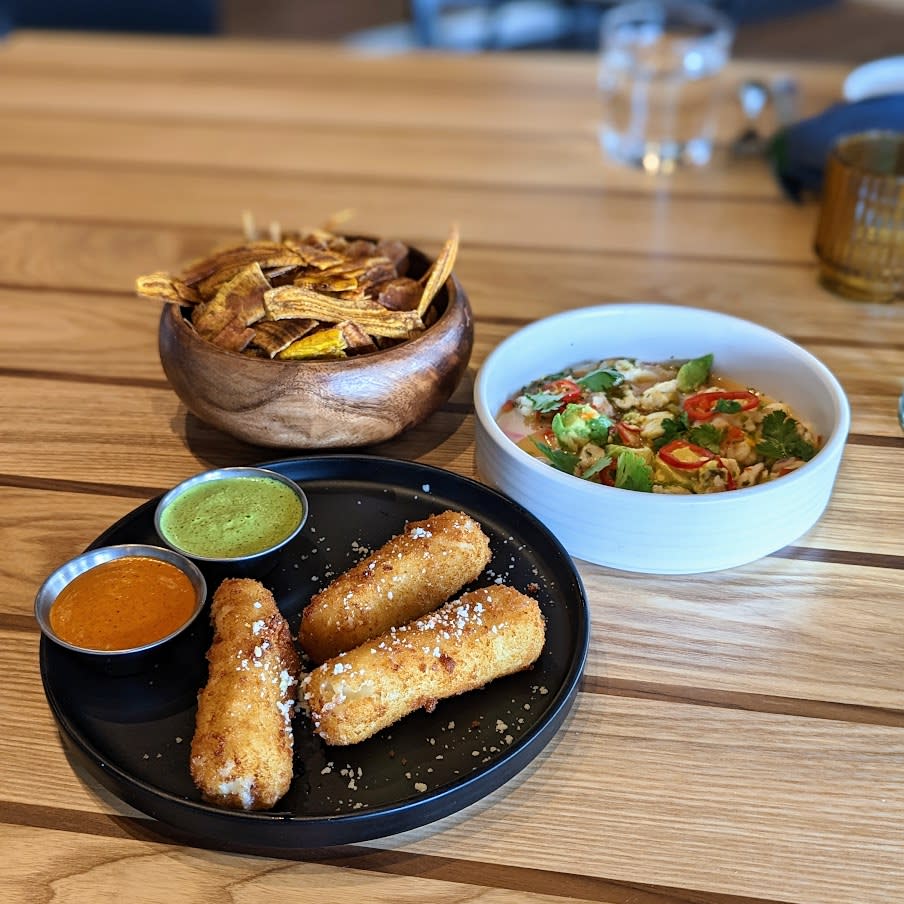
left=40, top=455, right=589, bottom=849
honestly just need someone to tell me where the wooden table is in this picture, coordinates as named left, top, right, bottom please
left=2, top=30, right=902, bottom=904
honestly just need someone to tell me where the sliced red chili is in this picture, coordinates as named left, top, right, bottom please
left=541, top=378, right=583, bottom=410
left=658, top=439, right=716, bottom=469
left=718, top=458, right=737, bottom=490
left=596, top=459, right=617, bottom=486
left=614, top=421, right=643, bottom=447
left=660, top=441, right=738, bottom=487
left=683, top=390, right=759, bottom=422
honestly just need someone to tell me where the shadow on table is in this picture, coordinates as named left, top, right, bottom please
left=173, top=364, right=474, bottom=472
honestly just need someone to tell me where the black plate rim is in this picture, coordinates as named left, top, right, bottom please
left=40, top=454, right=590, bottom=848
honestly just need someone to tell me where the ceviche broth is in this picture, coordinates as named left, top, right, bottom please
left=496, top=354, right=822, bottom=494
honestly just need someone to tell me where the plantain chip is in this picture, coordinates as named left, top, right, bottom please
left=135, top=272, right=202, bottom=305
left=277, top=326, right=349, bottom=360
left=283, top=244, right=348, bottom=272
left=343, top=239, right=378, bottom=259
left=195, top=249, right=304, bottom=299
left=375, top=238, right=410, bottom=272
left=356, top=259, right=400, bottom=295
left=210, top=317, right=257, bottom=353
left=264, top=285, right=424, bottom=339
left=181, top=240, right=292, bottom=287
left=292, top=272, right=360, bottom=294
left=251, top=318, right=318, bottom=358
left=376, top=276, right=422, bottom=312
left=192, top=262, right=270, bottom=342
left=137, top=214, right=458, bottom=361
left=337, top=319, right=378, bottom=354
left=417, top=224, right=459, bottom=318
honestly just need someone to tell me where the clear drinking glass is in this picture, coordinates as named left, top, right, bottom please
left=597, top=0, right=735, bottom=173
left=813, top=130, right=904, bottom=303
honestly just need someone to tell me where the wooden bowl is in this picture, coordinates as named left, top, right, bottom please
left=158, top=247, right=473, bottom=449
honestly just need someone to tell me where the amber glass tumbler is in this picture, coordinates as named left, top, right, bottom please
left=813, top=130, right=904, bottom=303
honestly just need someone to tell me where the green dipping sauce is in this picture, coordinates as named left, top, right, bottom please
left=159, top=475, right=303, bottom=559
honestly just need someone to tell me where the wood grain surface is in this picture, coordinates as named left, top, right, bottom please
left=1, top=30, right=901, bottom=904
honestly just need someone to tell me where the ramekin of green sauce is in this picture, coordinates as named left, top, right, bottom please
left=154, top=467, right=307, bottom=576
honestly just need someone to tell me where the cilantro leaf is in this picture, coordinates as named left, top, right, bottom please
left=713, top=398, right=742, bottom=414
left=582, top=454, right=613, bottom=481
left=524, top=390, right=565, bottom=414
left=687, top=422, right=724, bottom=453
left=577, top=367, right=623, bottom=393
left=614, top=450, right=653, bottom=492
left=652, top=411, right=690, bottom=451
left=676, top=354, right=714, bottom=392
left=755, top=410, right=816, bottom=462
left=533, top=440, right=579, bottom=474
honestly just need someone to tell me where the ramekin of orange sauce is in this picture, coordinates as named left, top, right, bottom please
left=35, top=544, right=206, bottom=657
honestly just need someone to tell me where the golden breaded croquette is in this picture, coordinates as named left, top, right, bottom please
left=301, top=585, right=545, bottom=745
left=298, top=509, right=492, bottom=664
left=190, top=578, right=299, bottom=810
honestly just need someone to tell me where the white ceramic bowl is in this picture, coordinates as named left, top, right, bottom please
left=473, top=304, right=850, bottom=574
left=843, top=55, right=904, bottom=102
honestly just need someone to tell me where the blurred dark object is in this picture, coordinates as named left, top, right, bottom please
left=406, top=0, right=840, bottom=51
left=730, top=0, right=904, bottom=63
left=412, top=0, right=498, bottom=47
left=221, top=0, right=408, bottom=41
left=713, top=0, right=837, bottom=23
left=408, top=0, right=586, bottom=50
left=768, top=95, right=904, bottom=202
left=11, top=0, right=217, bottom=34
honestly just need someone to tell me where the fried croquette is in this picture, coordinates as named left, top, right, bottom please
left=298, top=509, right=492, bottom=664
left=190, top=578, right=299, bottom=810
left=301, top=585, right=546, bottom=746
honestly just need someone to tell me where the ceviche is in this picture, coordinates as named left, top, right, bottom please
left=496, top=354, right=822, bottom=494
